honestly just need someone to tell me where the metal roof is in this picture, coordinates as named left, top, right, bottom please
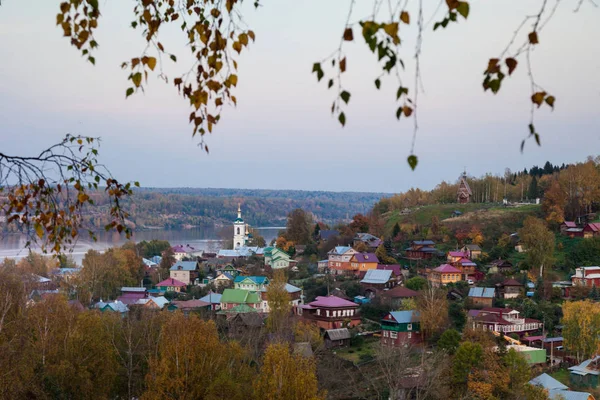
left=170, top=261, right=198, bottom=271
left=360, top=269, right=393, bottom=284
left=389, top=310, right=420, bottom=324
left=468, top=287, right=495, bottom=298
left=325, top=328, right=351, bottom=341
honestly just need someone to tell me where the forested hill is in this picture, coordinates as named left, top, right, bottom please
left=128, top=188, right=389, bottom=228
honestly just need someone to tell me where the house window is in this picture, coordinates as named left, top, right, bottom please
left=407, top=324, right=412, bottom=331
left=390, top=331, right=398, bottom=339
left=407, top=332, right=412, bottom=339
left=326, top=310, right=330, bottom=317
left=383, top=331, right=388, bottom=337
left=316, top=309, right=320, bottom=316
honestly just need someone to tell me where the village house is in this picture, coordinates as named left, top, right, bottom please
left=560, top=221, right=578, bottom=234
left=427, top=264, right=463, bottom=287
left=461, top=244, right=482, bottom=260
left=117, top=287, right=148, bottom=305
left=569, top=356, right=600, bottom=389
left=298, top=295, right=360, bottom=330
left=219, top=289, right=262, bottom=311
left=529, top=373, right=594, bottom=400
left=487, top=259, right=513, bottom=275
left=234, top=276, right=270, bottom=291
left=448, top=256, right=477, bottom=280
left=468, top=287, right=495, bottom=308
left=405, top=240, right=441, bottom=260
left=136, top=296, right=169, bottom=310
left=360, top=269, right=399, bottom=298
left=264, top=246, right=295, bottom=269
left=379, top=286, right=419, bottom=308
left=171, top=244, right=202, bottom=261
left=156, top=278, right=187, bottom=292
left=496, top=279, right=524, bottom=299
left=95, top=300, right=129, bottom=315
left=214, top=272, right=234, bottom=288
left=447, top=250, right=469, bottom=264
left=349, top=252, right=379, bottom=275
left=169, top=261, right=199, bottom=285
left=225, top=310, right=265, bottom=339
left=381, top=310, right=422, bottom=347
left=169, top=299, right=211, bottom=315
left=324, top=328, right=351, bottom=348
left=583, top=223, right=600, bottom=239
left=199, top=292, right=222, bottom=311
left=327, top=246, right=359, bottom=275
left=285, top=283, right=304, bottom=307
left=572, top=266, right=600, bottom=287
left=353, top=232, right=383, bottom=251
left=469, top=307, right=543, bottom=335
left=317, top=259, right=329, bottom=272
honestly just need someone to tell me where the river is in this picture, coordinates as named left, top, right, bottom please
left=0, top=226, right=284, bottom=265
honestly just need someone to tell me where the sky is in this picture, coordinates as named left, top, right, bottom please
left=0, top=0, right=598, bottom=193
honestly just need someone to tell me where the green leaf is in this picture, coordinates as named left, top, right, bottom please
left=338, top=112, right=346, bottom=127
left=489, top=79, right=501, bottom=94
left=534, top=133, right=541, bottom=146
left=328, top=79, right=334, bottom=89
left=407, top=155, right=418, bottom=171
left=457, top=2, right=469, bottom=19
left=88, top=56, right=95, bottom=65
left=312, top=63, right=321, bottom=73
left=340, top=91, right=351, bottom=104
left=126, top=87, right=134, bottom=98
left=396, top=86, right=408, bottom=100
left=545, top=95, right=555, bottom=109
left=170, top=54, right=177, bottom=62
left=396, top=106, right=403, bottom=120
left=88, top=0, right=99, bottom=11
left=134, top=181, right=140, bottom=187
left=433, top=22, right=441, bottom=31
left=528, top=124, right=535, bottom=134
left=375, top=79, right=381, bottom=89
left=132, top=73, right=142, bottom=87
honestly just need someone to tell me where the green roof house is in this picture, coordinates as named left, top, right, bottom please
left=220, top=289, right=262, bottom=312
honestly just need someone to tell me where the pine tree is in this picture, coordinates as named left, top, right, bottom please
left=392, top=222, right=400, bottom=239
left=589, top=284, right=600, bottom=301
left=313, top=222, right=321, bottom=239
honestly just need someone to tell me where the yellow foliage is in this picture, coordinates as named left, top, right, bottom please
left=254, top=343, right=325, bottom=400
left=562, top=300, right=600, bottom=362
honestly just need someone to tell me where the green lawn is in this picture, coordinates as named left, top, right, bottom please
left=334, top=338, right=380, bottom=364
left=550, top=368, right=570, bottom=386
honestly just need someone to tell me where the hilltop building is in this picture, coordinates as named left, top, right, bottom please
left=457, top=170, right=472, bottom=204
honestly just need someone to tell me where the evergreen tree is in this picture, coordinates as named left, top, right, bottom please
left=528, top=176, right=539, bottom=199
left=392, top=222, right=400, bottom=239
left=543, top=161, right=554, bottom=175
left=589, top=284, right=600, bottom=301
left=313, top=223, right=321, bottom=239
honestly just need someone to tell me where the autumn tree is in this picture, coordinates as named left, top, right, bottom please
left=562, top=300, right=600, bottom=362
left=451, top=342, right=483, bottom=389
left=254, top=342, right=325, bottom=400
left=405, top=276, right=427, bottom=291
left=519, top=216, right=555, bottom=277
left=542, top=180, right=567, bottom=225
left=349, top=214, right=370, bottom=234
left=143, top=313, right=253, bottom=400
left=266, top=270, right=292, bottom=334
left=375, top=243, right=397, bottom=265
left=158, top=247, right=175, bottom=281
left=468, top=226, right=484, bottom=246
left=417, top=285, right=449, bottom=340
left=294, top=321, right=323, bottom=351
left=286, top=208, right=312, bottom=245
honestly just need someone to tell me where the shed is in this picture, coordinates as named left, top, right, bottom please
left=324, top=328, right=351, bottom=348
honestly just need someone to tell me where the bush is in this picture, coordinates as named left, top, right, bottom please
left=351, top=334, right=365, bottom=347
left=348, top=350, right=355, bottom=354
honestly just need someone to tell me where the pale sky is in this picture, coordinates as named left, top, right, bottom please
left=0, top=1, right=598, bottom=193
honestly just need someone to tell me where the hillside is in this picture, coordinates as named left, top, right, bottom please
left=126, top=187, right=389, bottom=229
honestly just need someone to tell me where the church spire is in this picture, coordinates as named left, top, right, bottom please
left=237, top=203, right=241, bottom=219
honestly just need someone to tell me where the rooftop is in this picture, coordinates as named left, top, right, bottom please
left=353, top=252, right=379, bottom=263
left=432, top=264, right=461, bottom=273
left=468, top=287, right=495, bottom=298
left=388, top=310, right=420, bottom=324
left=170, top=261, right=198, bottom=271
left=360, top=269, right=393, bottom=284
left=308, top=295, right=359, bottom=308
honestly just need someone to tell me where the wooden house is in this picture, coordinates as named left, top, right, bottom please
left=461, top=244, right=482, bottom=260
left=583, top=223, right=600, bottom=239
left=405, top=240, right=439, bottom=260
left=298, top=295, right=360, bottom=330
left=468, top=287, right=495, bottom=308
left=324, top=328, right=351, bottom=348
left=488, top=259, right=513, bottom=275
left=349, top=253, right=379, bottom=276
left=427, top=264, right=463, bottom=287
left=496, top=279, right=524, bottom=299
left=360, top=269, right=399, bottom=298
left=380, top=286, right=418, bottom=308
left=381, top=311, right=422, bottom=347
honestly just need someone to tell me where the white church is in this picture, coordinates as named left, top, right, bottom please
left=233, top=204, right=250, bottom=249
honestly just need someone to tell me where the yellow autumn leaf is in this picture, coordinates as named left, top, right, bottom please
left=147, top=57, right=157, bottom=71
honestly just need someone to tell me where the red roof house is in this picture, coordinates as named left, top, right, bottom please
left=427, top=264, right=463, bottom=287
left=156, top=278, right=187, bottom=292
left=299, top=295, right=360, bottom=330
